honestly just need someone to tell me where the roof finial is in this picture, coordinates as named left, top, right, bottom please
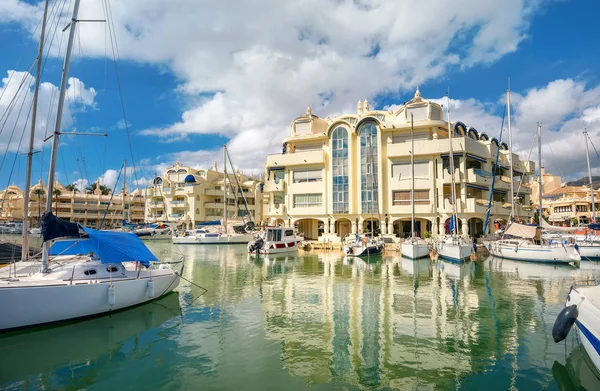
left=306, top=105, right=312, bottom=116
left=363, top=99, right=370, bottom=112
left=414, top=87, right=421, bottom=99
left=357, top=100, right=363, bottom=114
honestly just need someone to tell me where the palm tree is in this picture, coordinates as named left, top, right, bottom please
left=53, top=189, right=62, bottom=214
left=32, top=188, right=45, bottom=225
left=86, top=182, right=110, bottom=195
left=65, top=183, right=78, bottom=193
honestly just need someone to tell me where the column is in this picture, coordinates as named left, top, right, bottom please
left=462, top=218, right=469, bottom=235
left=387, top=221, right=394, bottom=236
left=380, top=220, right=386, bottom=235
left=439, top=219, right=445, bottom=235
left=324, top=220, right=330, bottom=234
left=432, top=219, right=439, bottom=235
left=329, top=219, right=335, bottom=235
left=351, top=220, right=357, bottom=234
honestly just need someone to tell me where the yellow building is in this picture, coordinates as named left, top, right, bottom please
left=145, top=162, right=263, bottom=228
left=0, top=180, right=145, bottom=228
left=530, top=167, right=563, bottom=208
left=262, top=89, right=535, bottom=241
left=544, top=185, right=600, bottom=225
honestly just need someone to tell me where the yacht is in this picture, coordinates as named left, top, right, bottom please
left=343, top=234, right=384, bottom=257
left=248, top=227, right=303, bottom=255
left=173, top=226, right=254, bottom=244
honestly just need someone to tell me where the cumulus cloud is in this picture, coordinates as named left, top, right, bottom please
left=0, top=70, right=97, bottom=153
left=4, top=0, right=550, bottom=173
left=97, top=169, right=119, bottom=189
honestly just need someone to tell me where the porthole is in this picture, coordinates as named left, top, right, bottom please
left=106, top=266, right=119, bottom=273
left=84, top=269, right=97, bottom=276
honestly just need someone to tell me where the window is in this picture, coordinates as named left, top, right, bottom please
left=360, top=123, right=378, bottom=213
left=392, top=190, right=430, bottom=205
left=293, top=169, right=323, bottom=183
left=273, top=194, right=284, bottom=208
left=272, top=169, right=285, bottom=182
left=392, top=162, right=429, bottom=178
left=83, top=269, right=97, bottom=276
left=107, top=266, right=119, bottom=273
left=332, top=127, right=349, bottom=213
left=285, top=230, right=294, bottom=237
left=293, top=193, right=322, bottom=208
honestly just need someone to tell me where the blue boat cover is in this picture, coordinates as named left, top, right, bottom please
left=589, top=224, right=600, bottom=231
left=41, top=212, right=80, bottom=242
left=49, top=227, right=158, bottom=267
left=196, top=220, right=221, bottom=226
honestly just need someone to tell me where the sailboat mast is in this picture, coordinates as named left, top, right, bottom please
left=223, top=145, right=228, bottom=232
left=446, top=94, right=458, bottom=236
left=41, top=0, right=81, bottom=272
left=584, top=130, right=596, bottom=222
left=507, top=86, right=515, bottom=220
left=22, top=0, right=50, bottom=261
left=537, top=123, right=543, bottom=223
left=410, top=113, right=415, bottom=240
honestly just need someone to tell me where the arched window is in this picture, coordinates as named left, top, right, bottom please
left=332, top=127, right=349, bottom=213
left=360, top=122, right=378, bottom=213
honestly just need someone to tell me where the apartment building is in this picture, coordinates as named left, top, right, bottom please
left=543, top=185, right=600, bottom=225
left=144, top=162, right=262, bottom=228
left=262, top=89, right=535, bottom=241
left=0, top=180, right=145, bottom=228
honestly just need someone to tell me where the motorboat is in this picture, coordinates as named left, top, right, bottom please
left=248, top=227, right=303, bottom=255
left=173, top=227, right=254, bottom=244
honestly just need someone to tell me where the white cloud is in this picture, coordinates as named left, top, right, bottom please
left=97, top=169, right=119, bottom=189
left=4, top=0, right=550, bottom=174
left=0, top=70, right=97, bottom=153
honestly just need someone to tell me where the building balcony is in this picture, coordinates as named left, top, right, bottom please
left=263, top=179, right=285, bottom=192
left=438, top=198, right=464, bottom=214
left=465, top=168, right=493, bottom=186
left=171, top=200, right=186, bottom=206
left=266, top=150, right=325, bottom=168
left=204, top=189, right=222, bottom=196
left=465, top=198, right=489, bottom=214
left=440, top=169, right=463, bottom=184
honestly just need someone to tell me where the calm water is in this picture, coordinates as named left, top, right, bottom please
left=1, top=239, right=600, bottom=390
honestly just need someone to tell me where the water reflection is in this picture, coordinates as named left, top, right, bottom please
left=2, top=242, right=600, bottom=390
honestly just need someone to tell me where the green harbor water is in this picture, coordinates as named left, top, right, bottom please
left=1, top=239, right=600, bottom=390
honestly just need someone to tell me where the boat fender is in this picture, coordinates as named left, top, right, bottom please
left=108, top=285, right=116, bottom=306
left=552, top=304, right=578, bottom=343
left=147, top=279, right=154, bottom=299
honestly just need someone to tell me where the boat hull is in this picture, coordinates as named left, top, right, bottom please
left=437, top=242, right=472, bottom=262
left=565, top=286, right=600, bottom=374
left=0, top=270, right=180, bottom=331
left=487, top=241, right=580, bottom=263
left=173, top=233, right=254, bottom=244
left=252, top=240, right=301, bottom=254
left=578, top=244, right=600, bottom=261
left=401, top=243, right=430, bottom=259
left=343, top=243, right=383, bottom=257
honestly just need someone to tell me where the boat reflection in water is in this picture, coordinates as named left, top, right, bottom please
left=3, top=246, right=600, bottom=390
left=552, top=345, right=600, bottom=391
left=0, top=292, right=182, bottom=385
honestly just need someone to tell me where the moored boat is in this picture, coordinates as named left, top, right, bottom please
left=248, top=227, right=303, bottom=255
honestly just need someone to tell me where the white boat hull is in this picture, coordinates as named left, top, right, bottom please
left=401, top=242, right=430, bottom=259
left=565, top=285, right=600, bottom=373
left=0, top=270, right=180, bottom=331
left=486, top=241, right=580, bottom=263
left=437, top=241, right=472, bottom=262
left=173, top=233, right=254, bottom=244
left=577, top=244, right=600, bottom=260
left=253, top=240, right=301, bottom=254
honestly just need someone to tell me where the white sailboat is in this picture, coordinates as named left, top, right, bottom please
left=0, top=0, right=181, bottom=331
left=401, top=113, right=430, bottom=259
left=486, top=112, right=580, bottom=263
left=436, top=93, right=473, bottom=262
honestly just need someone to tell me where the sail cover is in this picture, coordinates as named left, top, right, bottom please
left=41, top=212, right=81, bottom=242
left=49, top=227, right=158, bottom=267
left=540, top=218, right=580, bottom=232
left=505, top=223, right=539, bottom=239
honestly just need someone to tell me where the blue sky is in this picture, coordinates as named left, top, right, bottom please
left=0, top=0, right=599, bottom=192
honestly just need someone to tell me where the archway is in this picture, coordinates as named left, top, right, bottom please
left=393, top=218, right=431, bottom=238
left=362, top=218, right=380, bottom=236
left=335, top=218, right=352, bottom=240
left=444, top=217, right=462, bottom=234
left=296, top=218, right=321, bottom=240
left=468, top=218, right=484, bottom=238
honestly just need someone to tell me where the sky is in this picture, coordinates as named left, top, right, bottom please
left=0, top=0, right=599, bottom=193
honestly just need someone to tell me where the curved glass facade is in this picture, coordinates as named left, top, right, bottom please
left=360, top=122, right=378, bottom=213
left=331, top=127, right=349, bottom=213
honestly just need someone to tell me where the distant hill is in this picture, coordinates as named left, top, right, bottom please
left=567, top=176, right=600, bottom=188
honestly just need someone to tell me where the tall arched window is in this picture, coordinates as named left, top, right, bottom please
left=332, top=127, right=349, bottom=213
left=360, top=122, right=378, bottom=213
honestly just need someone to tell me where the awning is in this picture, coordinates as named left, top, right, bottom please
left=505, top=223, right=539, bottom=239
left=493, top=189, right=507, bottom=194
left=466, top=153, right=487, bottom=163
left=466, top=183, right=488, bottom=191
